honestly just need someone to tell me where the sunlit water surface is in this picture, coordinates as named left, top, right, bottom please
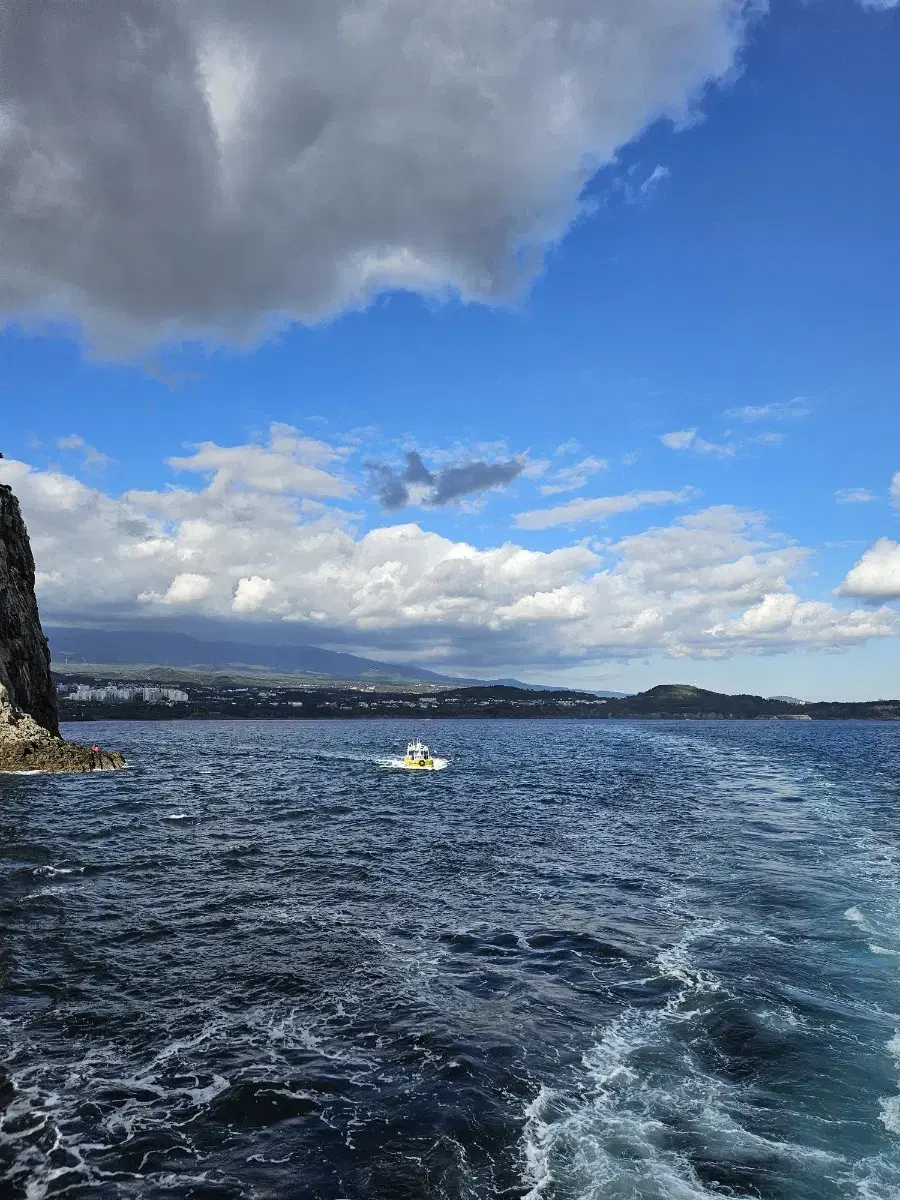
left=2, top=718, right=900, bottom=1199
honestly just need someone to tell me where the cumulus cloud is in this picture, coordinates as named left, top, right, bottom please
left=0, top=0, right=754, bottom=351
left=145, top=572, right=213, bottom=607
left=168, top=423, right=352, bottom=498
left=660, top=429, right=735, bottom=457
left=707, top=591, right=895, bottom=649
left=1, top=449, right=894, bottom=670
left=232, top=575, right=284, bottom=615
left=368, top=451, right=524, bottom=510
left=540, top=456, right=609, bottom=495
left=839, top=539, right=900, bottom=601
left=835, top=488, right=876, bottom=504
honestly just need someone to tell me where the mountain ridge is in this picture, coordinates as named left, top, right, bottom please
left=46, top=626, right=624, bottom=695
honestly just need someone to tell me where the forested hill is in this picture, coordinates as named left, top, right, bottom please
left=431, top=684, right=900, bottom=720
left=601, top=684, right=900, bottom=720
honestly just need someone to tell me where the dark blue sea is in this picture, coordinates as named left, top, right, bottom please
left=2, top=718, right=900, bottom=1199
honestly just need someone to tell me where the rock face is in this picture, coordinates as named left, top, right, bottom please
left=0, top=484, right=125, bottom=772
left=0, top=484, right=59, bottom=734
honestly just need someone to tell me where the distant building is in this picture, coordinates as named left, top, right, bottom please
left=70, top=685, right=188, bottom=704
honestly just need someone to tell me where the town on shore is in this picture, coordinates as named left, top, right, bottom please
left=57, top=675, right=900, bottom=723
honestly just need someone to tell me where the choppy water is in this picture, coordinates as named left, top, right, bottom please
left=2, top=718, right=900, bottom=1199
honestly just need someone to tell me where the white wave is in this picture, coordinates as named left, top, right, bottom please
left=852, top=1153, right=900, bottom=1199
left=520, top=916, right=849, bottom=1199
left=165, top=812, right=190, bottom=820
left=521, top=1085, right=555, bottom=1199
left=880, top=1096, right=900, bottom=1136
left=757, top=1004, right=807, bottom=1031
left=884, top=1033, right=900, bottom=1067
left=32, top=865, right=84, bottom=877
left=2, top=765, right=129, bottom=777
left=878, top=1033, right=900, bottom=1138
left=845, top=906, right=868, bottom=929
left=22, top=885, right=72, bottom=902
left=0, top=1013, right=240, bottom=1198
left=520, top=921, right=732, bottom=1199
left=845, top=907, right=900, bottom=961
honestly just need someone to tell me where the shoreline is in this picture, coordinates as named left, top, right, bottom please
left=58, top=712, right=898, bottom=724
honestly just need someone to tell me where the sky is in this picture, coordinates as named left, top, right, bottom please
left=1, top=0, right=899, bottom=699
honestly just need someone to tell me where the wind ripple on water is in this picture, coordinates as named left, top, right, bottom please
left=1, top=718, right=900, bottom=1198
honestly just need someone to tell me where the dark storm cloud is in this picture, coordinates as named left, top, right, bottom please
left=402, top=452, right=435, bottom=488
left=368, top=452, right=524, bottom=510
left=367, top=462, right=414, bottom=511
left=430, top=459, right=525, bottom=505
left=0, top=0, right=751, bottom=353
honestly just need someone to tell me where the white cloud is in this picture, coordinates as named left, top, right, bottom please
left=839, top=540, right=900, bottom=601
left=232, top=575, right=284, bottom=615
left=613, top=161, right=672, bottom=204
left=708, top=592, right=894, bottom=649
left=660, top=430, right=696, bottom=451
left=835, top=488, right=876, bottom=504
left=2, top=446, right=895, bottom=673
left=521, top=458, right=551, bottom=480
left=148, top=573, right=213, bottom=607
left=515, top=487, right=696, bottom=530
left=0, top=0, right=752, bottom=351
left=540, top=456, right=609, bottom=495
left=56, top=433, right=114, bottom=471
left=168, top=423, right=352, bottom=499
left=639, top=164, right=670, bottom=196
left=724, top=397, right=810, bottom=422
left=660, top=429, right=734, bottom=457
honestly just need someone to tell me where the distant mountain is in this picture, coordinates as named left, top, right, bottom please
left=47, top=627, right=461, bottom=685
left=45, top=627, right=545, bottom=690
left=487, top=677, right=628, bottom=696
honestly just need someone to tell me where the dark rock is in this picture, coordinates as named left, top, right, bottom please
left=0, top=484, right=58, bottom=734
left=0, top=483, right=125, bottom=772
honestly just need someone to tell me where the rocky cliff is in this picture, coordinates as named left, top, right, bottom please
left=0, top=484, right=124, bottom=772
left=0, top=484, right=59, bottom=734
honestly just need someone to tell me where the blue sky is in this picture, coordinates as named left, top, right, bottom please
left=1, top=0, right=899, bottom=698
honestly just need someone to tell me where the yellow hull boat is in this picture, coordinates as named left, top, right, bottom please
left=402, top=738, right=436, bottom=770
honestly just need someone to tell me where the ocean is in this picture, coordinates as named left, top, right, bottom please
left=2, top=718, right=900, bottom=1199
